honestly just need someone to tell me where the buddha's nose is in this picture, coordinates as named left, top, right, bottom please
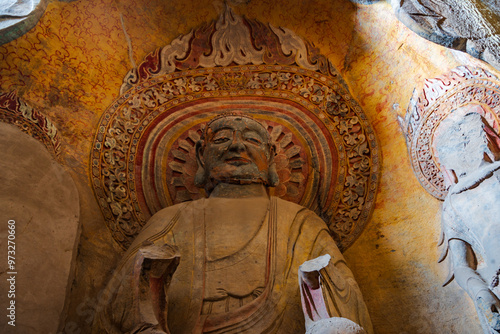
left=229, top=132, right=245, bottom=152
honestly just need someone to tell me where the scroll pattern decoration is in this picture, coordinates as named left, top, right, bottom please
left=92, top=6, right=379, bottom=251
left=0, top=91, right=62, bottom=159
left=401, top=66, right=500, bottom=199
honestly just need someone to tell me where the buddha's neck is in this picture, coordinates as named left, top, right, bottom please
left=205, top=183, right=270, bottom=261
left=209, top=183, right=269, bottom=199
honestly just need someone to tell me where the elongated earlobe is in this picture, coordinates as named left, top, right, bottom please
left=194, top=141, right=207, bottom=188
left=267, top=143, right=279, bottom=186
left=268, top=163, right=279, bottom=187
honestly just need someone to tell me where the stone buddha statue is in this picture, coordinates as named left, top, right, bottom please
left=91, top=113, right=373, bottom=334
left=435, top=111, right=500, bottom=334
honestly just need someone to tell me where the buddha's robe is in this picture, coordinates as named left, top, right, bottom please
left=92, top=197, right=373, bottom=334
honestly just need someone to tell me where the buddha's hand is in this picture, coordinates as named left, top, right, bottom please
left=476, top=289, right=500, bottom=330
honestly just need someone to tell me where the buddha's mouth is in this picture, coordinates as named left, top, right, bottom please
left=225, top=157, right=251, bottom=165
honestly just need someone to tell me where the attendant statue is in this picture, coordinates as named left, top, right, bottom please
left=434, top=110, right=500, bottom=334
left=91, top=113, right=373, bottom=334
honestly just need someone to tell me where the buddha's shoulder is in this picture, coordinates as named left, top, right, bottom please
left=275, top=197, right=317, bottom=216
left=275, top=196, right=301, bottom=210
left=149, top=200, right=197, bottom=220
left=277, top=198, right=327, bottom=229
left=274, top=197, right=325, bottom=226
left=135, top=200, right=200, bottom=238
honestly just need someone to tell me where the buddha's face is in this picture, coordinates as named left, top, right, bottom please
left=198, top=115, right=274, bottom=187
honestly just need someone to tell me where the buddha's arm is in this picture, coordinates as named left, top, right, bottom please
left=317, top=236, right=373, bottom=334
left=296, top=209, right=374, bottom=334
left=91, top=206, right=182, bottom=334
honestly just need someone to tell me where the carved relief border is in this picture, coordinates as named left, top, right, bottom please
left=0, top=91, right=62, bottom=159
left=91, top=7, right=380, bottom=251
left=401, top=66, right=500, bottom=199
left=92, top=65, right=379, bottom=251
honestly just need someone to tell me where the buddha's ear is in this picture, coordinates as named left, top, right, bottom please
left=267, top=143, right=279, bottom=187
left=194, top=140, right=207, bottom=188
left=268, top=164, right=279, bottom=187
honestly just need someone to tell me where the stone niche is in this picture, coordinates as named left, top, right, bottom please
left=0, top=123, right=79, bottom=334
left=87, top=5, right=379, bottom=334
left=2, top=0, right=499, bottom=332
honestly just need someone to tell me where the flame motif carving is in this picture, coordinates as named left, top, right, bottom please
left=92, top=7, right=379, bottom=251
left=401, top=66, right=500, bottom=199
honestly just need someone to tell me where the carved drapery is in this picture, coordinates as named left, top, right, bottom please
left=91, top=7, right=380, bottom=251
left=400, top=65, right=500, bottom=199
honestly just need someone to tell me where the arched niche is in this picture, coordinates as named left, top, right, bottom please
left=0, top=0, right=48, bottom=45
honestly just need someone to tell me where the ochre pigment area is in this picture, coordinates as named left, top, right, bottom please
left=0, top=0, right=496, bottom=333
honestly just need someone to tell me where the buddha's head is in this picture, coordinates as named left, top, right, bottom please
left=194, top=113, right=279, bottom=194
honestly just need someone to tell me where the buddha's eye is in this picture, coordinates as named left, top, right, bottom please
left=213, top=137, right=229, bottom=144
left=245, top=137, right=262, bottom=145
left=244, top=132, right=263, bottom=145
left=211, top=129, right=232, bottom=144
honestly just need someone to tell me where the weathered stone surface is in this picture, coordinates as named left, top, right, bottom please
left=0, top=0, right=48, bottom=45
left=349, top=0, right=382, bottom=4
left=0, top=0, right=491, bottom=332
left=92, top=115, right=373, bottom=333
left=402, top=67, right=500, bottom=333
left=306, top=318, right=366, bottom=334
left=435, top=112, right=500, bottom=334
left=0, top=123, right=79, bottom=333
left=389, top=0, right=500, bottom=71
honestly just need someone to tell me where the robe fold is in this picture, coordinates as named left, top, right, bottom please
left=92, top=197, right=373, bottom=334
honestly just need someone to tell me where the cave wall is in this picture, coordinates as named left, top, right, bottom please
left=0, top=0, right=494, bottom=332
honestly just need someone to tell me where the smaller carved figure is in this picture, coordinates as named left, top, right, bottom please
left=434, top=110, right=500, bottom=334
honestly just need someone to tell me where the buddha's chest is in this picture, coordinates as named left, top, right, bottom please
left=201, top=199, right=270, bottom=314
left=202, top=239, right=267, bottom=314
left=203, top=197, right=269, bottom=259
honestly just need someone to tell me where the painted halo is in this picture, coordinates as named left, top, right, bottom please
left=402, top=66, right=500, bottom=200
left=91, top=7, right=379, bottom=251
